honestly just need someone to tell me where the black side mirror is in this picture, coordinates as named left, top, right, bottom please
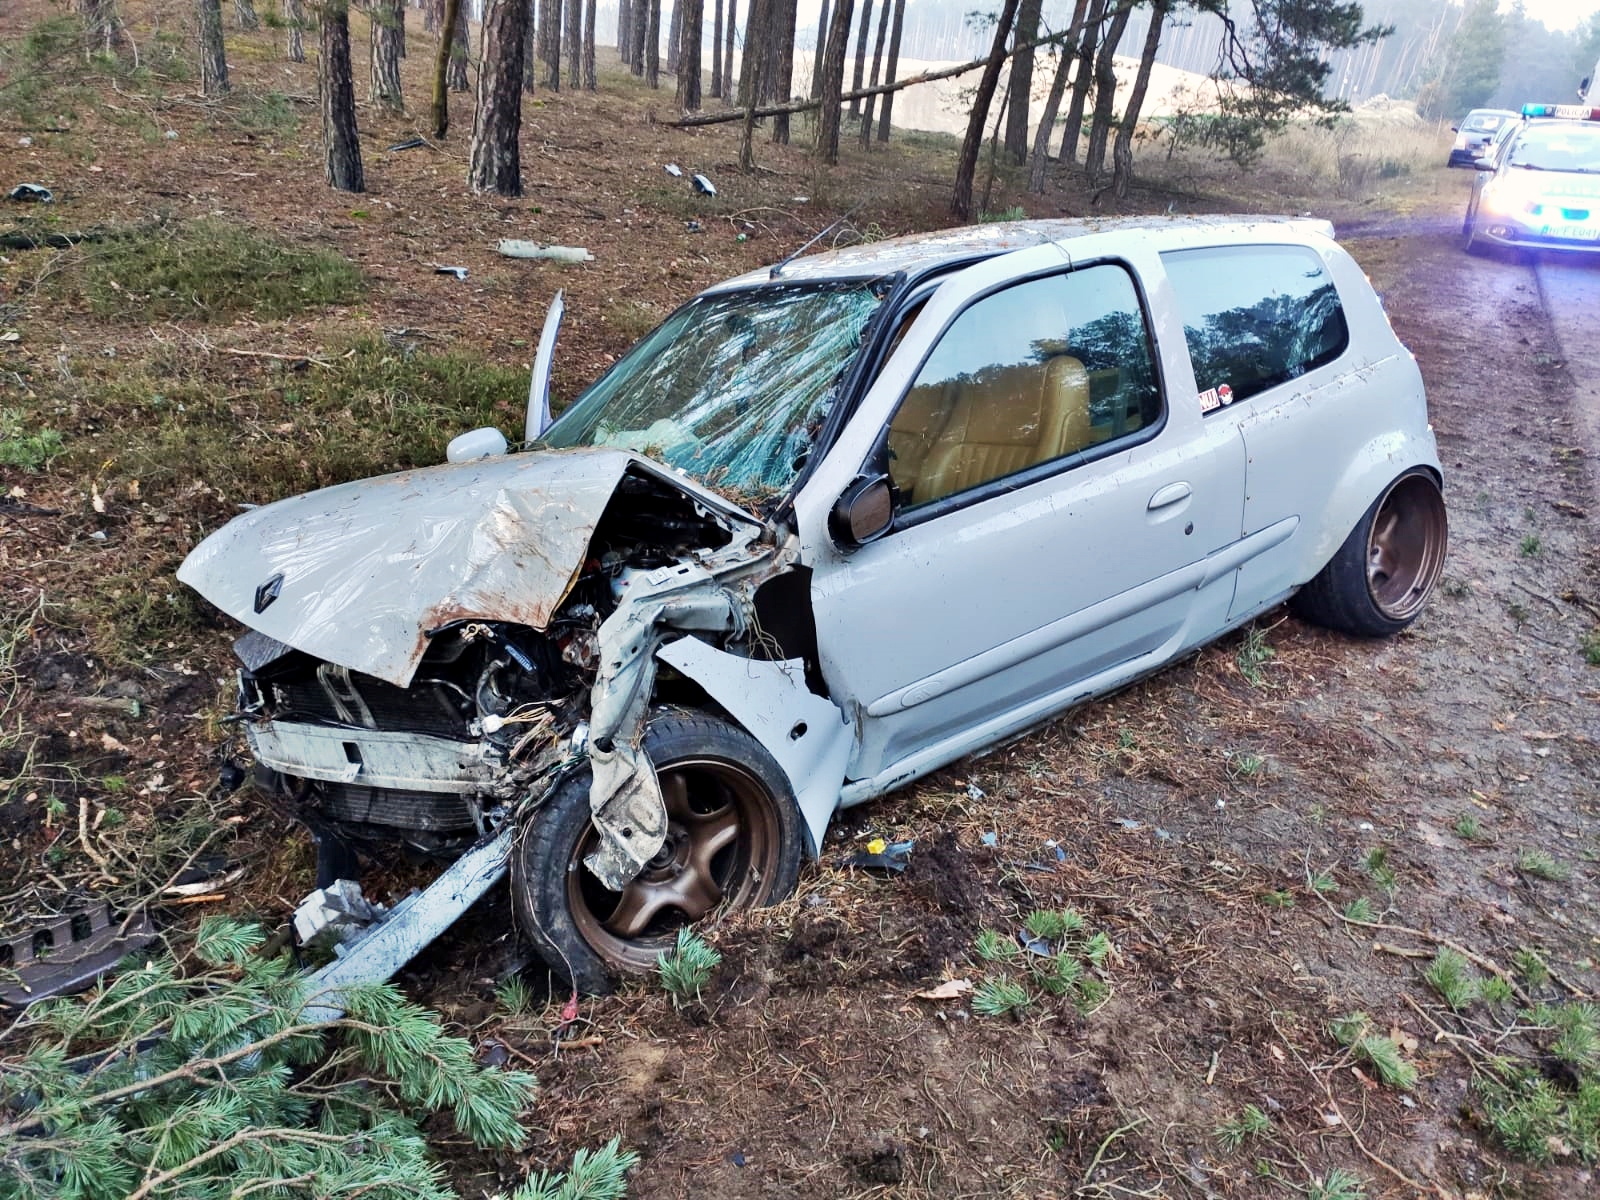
left=829, top=473, right=894, bottom=549
left=1450, top=124, right=1460, bottom=132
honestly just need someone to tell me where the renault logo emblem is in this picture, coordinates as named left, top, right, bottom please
left=254, top=573, right=284, bottom=614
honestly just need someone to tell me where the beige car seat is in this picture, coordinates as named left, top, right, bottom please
left=914, top=355, right=1092, bottom=504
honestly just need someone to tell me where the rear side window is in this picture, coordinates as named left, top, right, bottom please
left=1161, top=245, right=1349, bottom=412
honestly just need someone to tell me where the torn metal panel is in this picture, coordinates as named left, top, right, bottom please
left=656, top=635, right=853, bottom=856
left=300, top=827, right=512, bottom=1024
left=246, top=721, right=501, bottom=794
left=177, top=448, right=767, bottom=688
left=583, top=563, right=743, bottom=890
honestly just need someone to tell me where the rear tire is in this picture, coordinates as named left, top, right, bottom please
left=512, top=712, right=803, bottom=994
left=1290, top=470, right=1448, bottom=638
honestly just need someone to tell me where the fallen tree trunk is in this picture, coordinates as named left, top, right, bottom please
left=667, top=25, right=1084, bottom=127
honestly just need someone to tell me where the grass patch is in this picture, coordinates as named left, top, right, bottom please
left=1329, top=1012, right=1418, bottom=1089
left=0, top=409, right=64, bottom=470
left=1453, top=813, right=1484, bottom=841
left=1423, top=948, right=1479, bottom=1011
left=657, top=928, right=720, bottom=1008
left=1517, top=848, right=1570, bottom=883
left=1363, top=846, right=1397, bottom=893
left=59, top=219, right=363, bottom=321
left=1235, top=625, right=1275, bottom=686
left=1583, top=630, right=1600, bottom=666
left=1214, top=1104, right=1271, bottom=1153
left=1520, top=533, right=1543, bottom=558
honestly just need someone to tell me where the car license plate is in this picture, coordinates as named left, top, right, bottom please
left=1543, top=223, right=1600, bottom=241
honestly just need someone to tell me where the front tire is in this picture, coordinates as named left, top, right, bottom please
left=512, top=713, right=804, bottom=994
left=1290, top=469, right=1448, bottom=638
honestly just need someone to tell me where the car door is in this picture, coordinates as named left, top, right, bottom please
left=792, top=242, right=1247, bottom=791
left=1159, top=240, right=1376, bottom=621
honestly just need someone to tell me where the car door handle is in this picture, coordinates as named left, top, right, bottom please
left=1147, top=482, right=1192, bottom=510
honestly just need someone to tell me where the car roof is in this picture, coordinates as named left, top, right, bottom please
left=707, top=215, right=1339, bottom=290
left=1465, top=108, right=1519, bottom=119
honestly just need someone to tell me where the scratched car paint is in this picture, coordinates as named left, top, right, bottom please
left=180, top=216, right=1448, bottom=993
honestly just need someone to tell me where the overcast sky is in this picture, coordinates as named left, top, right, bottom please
left=1516, top=0, right=1598, bottom=32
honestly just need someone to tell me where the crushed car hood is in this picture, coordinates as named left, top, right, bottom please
left=178, top=448, right=763, bottom=687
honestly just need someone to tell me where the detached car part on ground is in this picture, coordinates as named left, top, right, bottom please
left=179, top=216, right=1448, bottom=996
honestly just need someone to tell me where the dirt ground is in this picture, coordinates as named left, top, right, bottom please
left=3, top=5, right=1600, bottom=1198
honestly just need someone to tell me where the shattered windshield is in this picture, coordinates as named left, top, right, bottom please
left=543, top=280, right=885, bottom=498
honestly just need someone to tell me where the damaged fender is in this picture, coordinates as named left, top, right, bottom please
left=583, top=562, right=745, bottom=889
left=655, top=635, right=852, bottom=857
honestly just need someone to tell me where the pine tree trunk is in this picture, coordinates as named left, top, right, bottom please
left=397, top=0, right=406, bottom=55
left=646, top=0, right=660, bottom=87
left=539, top=0, right=559, bottom=86
left=949, top=0, right=1019, bottom=220
left=809, top=0, right=829, bottom=98
left=432, top=0, right=463, bottom=135
left=1002, top=0, right=1041, bottom=164
left=566, top=0, right=581, bottom=82
left=198, top=0, right=229, bottom=93
left=710, top=0, right=722, bottom=96
left=666, top=0, right=680, bottom=73
left=1111, top=0, right=1163, bottom=198
left=285, top=0, right=306, bottom=62
left=370, top=0, right=405, bottom=109
left=321, top=2, right=365, bottom=191
left=78, top=0, right=117, bottom=55
left=722, top=0, right=735, bottom=103
left=737, top=0, right=765, bottom=106
left=1083, top=0, right=1130, bottom=180
left=424, top=0, right=439, bottom=33
left=1025, top=0, right=1087, bottom=190
left=858, top=0, right=888, bottom=148
left=1059, top=0, right=1104, bottom=163
left=629, top=0, right=646, bottom=74
left=618, top=0, right=631, bottom=60
left=875, top=0, right=902, bottom=141
left=469, top=0, right=529, bottom=194
left=448, top=1, right=471, bottom=90
left=769, top=0, right=794, bottom=141
left=235, top=0, right=260, bottom=31
left=813, top=0, right=852, bottom=163
left=848, top=0, right=872, bottom=118
left=583, top=0, right=596, bottom=88
left=675, top=0, right=702, bottom=108
left=523, top=0, right=537, bottom=91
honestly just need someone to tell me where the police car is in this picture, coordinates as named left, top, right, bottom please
left=1463, top=104, right=1600, bottom=255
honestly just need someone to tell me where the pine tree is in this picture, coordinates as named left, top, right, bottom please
left=470, top=0, right=531, bottom=195
left=198, top=0, right=230, bottom=93
left=370, top=0, right=406, bottom=110
left=950, top=0, right=1020, bottom=219
left=321, top=0, right=366, bottom=191
left=284, top=0, right=307, bottom=62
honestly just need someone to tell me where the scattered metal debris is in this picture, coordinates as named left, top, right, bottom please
left=1, top=905, right=156, bottom=1007
left=692, top=174, right=716, bottom=196
left=386, top=136, right=428, bottom=152
left=292, top=879, right=386, bottom=947
left=663, top=163, right=684, bottom=177
left=843, top=838, right=915, bottom=873
left=7, top=183, right=53, bottom=203
left=434, top=265, right=468, bottom=280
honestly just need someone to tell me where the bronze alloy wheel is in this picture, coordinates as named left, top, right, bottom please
left=567, top=755, right=785, bottom=975
left=1365, top=473, right=1449, bottom=622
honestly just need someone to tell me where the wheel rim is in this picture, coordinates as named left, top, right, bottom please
left=1365, top=474, right=1447, bottom=622
left=567, top=756, right=783, bottom=973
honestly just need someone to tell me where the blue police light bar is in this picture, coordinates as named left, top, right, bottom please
left=1522, top=103, right=1600, bottom=120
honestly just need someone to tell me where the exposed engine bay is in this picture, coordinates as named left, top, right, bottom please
left=225, top=465, right=805, bottom=876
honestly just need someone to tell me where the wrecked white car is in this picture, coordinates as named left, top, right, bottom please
left=179, top=216, right=1447, bottom=994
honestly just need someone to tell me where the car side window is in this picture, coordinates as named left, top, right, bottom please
left=885, top=264, right=1161, bottom=509
left=1160, top=245, right=1349, bottom=413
